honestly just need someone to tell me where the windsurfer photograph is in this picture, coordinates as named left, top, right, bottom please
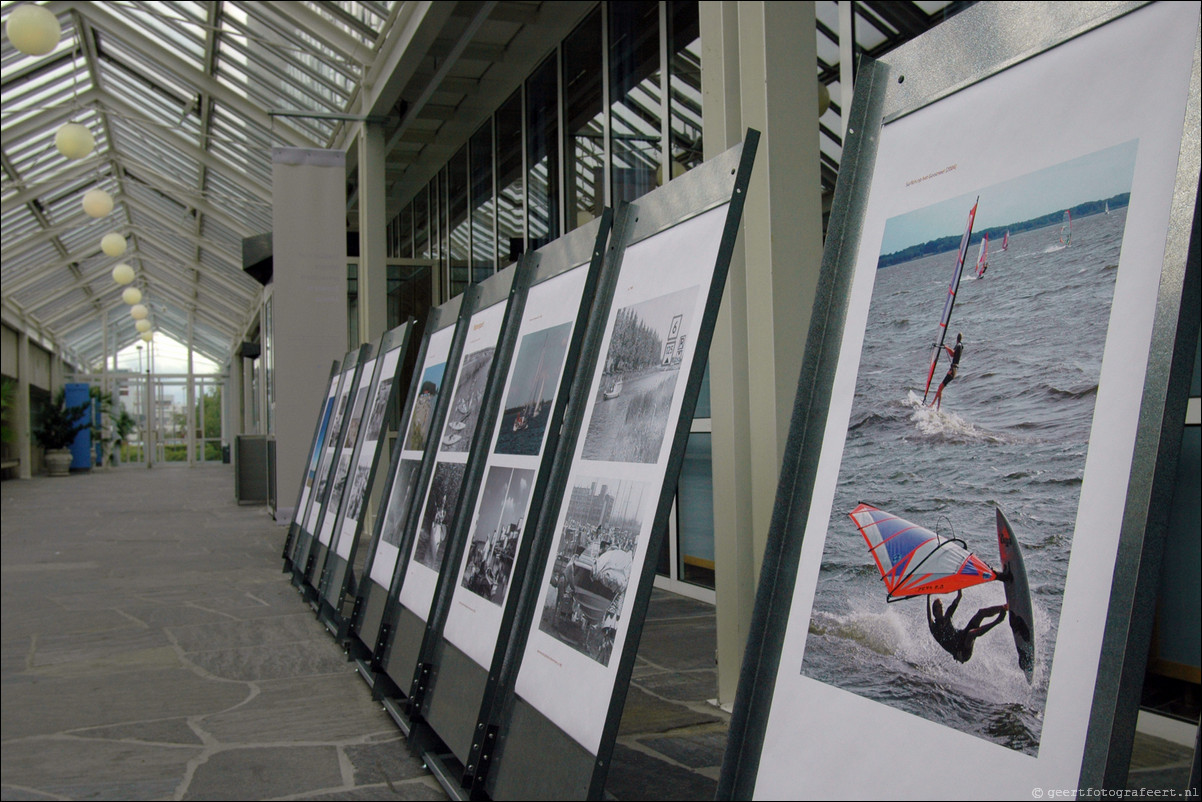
left=927, top=591, right=1007, bottom=664
left=800, top=140, right=1138, bottom=755
left=929, top=331, right=963, bottom=410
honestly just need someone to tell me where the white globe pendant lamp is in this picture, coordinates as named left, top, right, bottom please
left=122, top=287, right=142, bottom=305
left=135, top=319, right=152, bottom=333
left=140, top=331, right=154, bottom=343
left=111, top=263, right=135, bottom=285
left=83, top=188, right=113, bottom=218
left=130, top=303, right=149, bottom=320
left=5, top=4, right=61, bottom=56
left=55, top=122, right=94, bottom=160
left=101, top=232, right=127, bottom=257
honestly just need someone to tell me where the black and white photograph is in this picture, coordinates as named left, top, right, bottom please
left=495, top=323, right=572, bottom=456
left=343, top=461, right=372, bottom=523
left=582, top=286, right=698, bottom=463
left=538, top=478, right=649, bottom=666
left=328, top=453, right=352, bottom=506
left=414, top=461, right=466, bottom=571
left=462, top=466, right=534, bottom=605
left=381, top=459, right=422, bottom=548
left=441, top=347, right=495, bottom=453
left=363, top=377, right=394, bottom=443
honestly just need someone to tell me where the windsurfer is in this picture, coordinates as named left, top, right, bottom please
left=930, top=332, right=963, bottom=410
left=927, top=590, right=1007, bottom=664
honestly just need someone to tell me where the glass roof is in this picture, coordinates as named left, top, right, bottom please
left=3, top=0, right=963, bottom=370
left=2, top=0, right=394, bottom=368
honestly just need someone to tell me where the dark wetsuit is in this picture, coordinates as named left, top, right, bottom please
left=931, top=338, right=964, bottom=409
left=927, top=591, right=1007, bottom=664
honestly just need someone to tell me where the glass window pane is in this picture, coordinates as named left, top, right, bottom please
left=526, top=54, right=560, bottom=250
left=471, top=122, right=496, bottom=281
left=449, top=146, right=470, bottom=297
left=496, top=90, right=524, bottom=265
left=414, top=189, right=430, bottom=259
left=610, top=0, right=662, bottom=204
left=677, top=432, right=714, bottom=589
left=398, top=203, right=413, bottom=259
left=564, top=9, right=605, bottom=232
left=669, top=1, right=703, bottom=176
left=347, top=263, right=359, bottom=349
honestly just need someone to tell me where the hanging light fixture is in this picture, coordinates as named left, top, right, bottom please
left=111, top=263, right=135, bottom=285
left=101, top=232, right=127, bottom=257
left=135, top=319, right=152, bottom=333
left=140, top=331, right=154, bottom=343
left=83, top=188, right=113, bottom=218
left=122, top=287, right=142, bottom=305
left=130, top=303, right=149, bottom=320
left=55, top=122, right=94, bottom=160
left=818, top=81, right=831, bottom=116
left=5, top=4, right=61, bottom=56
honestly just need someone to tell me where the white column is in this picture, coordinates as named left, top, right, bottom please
left=701, top=0, right=824, bottom=706
left=272, top=147, right=347, bottom=521
left=358, top=124, right=390, bottom=344
left=186, top=309, right=196, bottom=465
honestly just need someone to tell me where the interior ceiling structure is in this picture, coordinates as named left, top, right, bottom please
left=1, top=0, right=965, bottom=371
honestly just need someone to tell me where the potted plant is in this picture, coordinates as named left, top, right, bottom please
left=110, top=408, right=136, bottom=465
left=33, top=388, right=90, bottom=476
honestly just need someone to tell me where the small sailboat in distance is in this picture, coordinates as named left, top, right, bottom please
left=974, top=232, right=989, bottom=279
left=1001, top=230, right=1009, bottom=251
left=1059, top=209, right=1072, bottom=246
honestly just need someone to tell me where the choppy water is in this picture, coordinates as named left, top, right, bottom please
left=800, top=208, right=1127, bottom=755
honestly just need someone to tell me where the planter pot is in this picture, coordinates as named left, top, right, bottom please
left=45, top=448, right=73, bottom=476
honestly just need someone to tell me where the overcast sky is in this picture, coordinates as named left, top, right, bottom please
left=880, top=139, right=1138, bottom=256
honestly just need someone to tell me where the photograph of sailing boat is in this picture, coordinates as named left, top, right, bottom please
left=496, top=322, right=572, bottom=456
left=798, top=140, right=1138, bottom=755
left=404, top=362, right=446, bottom=451
left=539, top=478, right=648, bottom=666
left=380, top=458, right=421, bottom=549
left=462, top=466, right=535, bottom=605
left=441, top=348, right=495, bottom=453
left=414, top=461, right=465, bottom=571
left=582, top=286, right=699, bottom=464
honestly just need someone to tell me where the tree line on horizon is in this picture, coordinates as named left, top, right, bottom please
left=876, top=192, right=1130, bottom=269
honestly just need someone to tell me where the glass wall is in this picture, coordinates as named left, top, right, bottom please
left=563, top=9, right=605, bottom=232
left=381, top=1, right=712, bottom=593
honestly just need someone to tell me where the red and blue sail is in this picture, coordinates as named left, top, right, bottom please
left=923, top=199, right=978, bottom=402
left=850, top=503, right=996, bottom=601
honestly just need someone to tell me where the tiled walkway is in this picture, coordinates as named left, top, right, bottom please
left=2, top=464, right=1191, bottom=800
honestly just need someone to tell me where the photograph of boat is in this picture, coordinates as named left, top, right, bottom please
left=581, top=286, right=699, bottom=464
left=539, top=478, right=648, bottom=666
left=496, top=322, right=572, bottom=456
left=462, top=466, right=534, bottom=605
left=441, top=347, right=494, bottom=452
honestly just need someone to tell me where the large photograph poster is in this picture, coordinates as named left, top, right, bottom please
left=306, top=364, right=357, bottom=533
left=443, top=265, right=588, bottom=669
left=514, top=203, right=730, bottom=754
left=295, top=380, right=337, bottom=530
left=334, top=344, right=404, bottom=560
left=319, top=356, right=378, bottom=546
left=398, top=302, right=507, bottom=619
left=753, top=4, right=1196, bottom=798
left=368, top=327, right=454, bottom=588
